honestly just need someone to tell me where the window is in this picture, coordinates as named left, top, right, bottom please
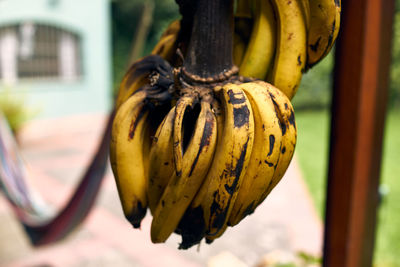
left=0, top=22, right=82, bottom=84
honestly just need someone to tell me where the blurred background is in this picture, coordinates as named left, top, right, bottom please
left=0, top=0, right=399, bottom=266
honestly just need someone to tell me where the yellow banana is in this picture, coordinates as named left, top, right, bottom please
left=110, top=90, right=150, bottom=228
left=255, top=81, right=297, bottom=204
left=181, top=84, right=255, bottom=246
left=151, top=20, right=180, bottom=61
left=239, top=0, right=276, bottom=80
left=233, top=0, right=252, bottom=67
left=233, top=33, right=246, bottom=66
left=147, top=107, right=176, bottom=213
left=235, top=17, right=253, bottom=37
left=116, top=56, right=174, bottom=110
left=115, top=59, right=150, bottom=110
left=151, top=33, right=178, bottom=62
left=228, top=82, right=283, bottom=226
left=206, top=82, right=297, bottom=243
left=160, top=20, right=181, bottom=38
left=151, top=101, right=218, bottom=243
left=172, top=96, right=196, bottom=178
left=299, top=0, right=311, bottom=30
left=175, top=98, right=223, bottom=249
left=268, top=0, right=307, bottom=100
left=307, top=0, right=341, bottom=68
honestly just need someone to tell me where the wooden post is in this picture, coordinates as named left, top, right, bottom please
left=323, top=0, right=395, bottom=266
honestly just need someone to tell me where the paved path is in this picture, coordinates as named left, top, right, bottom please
left=0, top=113, right=322, bottom=267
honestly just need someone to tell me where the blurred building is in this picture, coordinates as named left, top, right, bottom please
left=0, top=0, right=112, bottom=118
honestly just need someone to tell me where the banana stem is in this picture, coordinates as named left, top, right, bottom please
left=180, top=0, right=236, bottom=82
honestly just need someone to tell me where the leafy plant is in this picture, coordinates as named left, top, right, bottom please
left=0, top=88, right=39, bottom=133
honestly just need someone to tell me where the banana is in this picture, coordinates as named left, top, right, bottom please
left=307, top=0, right=341, bottom=68
left=151, top=101, right=218, bottom=243
left=115, top=59, right=150, bottom=110
left=172, top=96, right=196, bottom=178
left=239, top=0, right=276, bottom=80
left=234, top=18, right=253, bottom=50
left=255, top=81, right=296, bottom=204
left=235, top=0, right=252, bottom=19
left=233, top=33, right=246, bottom=66
left=180, top=84, right=255, bottom=247
left=147, top=107, right=176, bottom=213
left=268, top=0, right=307, bottom=100
left=175, top=99, right=223, bottom=249
left=160, top=20, right=181, bottom=38
left=151, top=33, right=178, bottom=62
left=299, top=0, right=311, bottom=30
left=332, top=2, right=341, bottom=48
left=228, top=82, right=283, bottom=226
left=233, top=0, right=253, bottom=67
left=116, top=56, right=174, bottom=110
left=151, top=20, right=180, bottom=61
left=110, top=90, right=150, bottom=228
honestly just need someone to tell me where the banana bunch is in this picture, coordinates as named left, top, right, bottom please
left=110, top=0, right=344, bottom=249
left=153, top=0, right=341, bottom=100
left=110, top=54, right=296, bottom=248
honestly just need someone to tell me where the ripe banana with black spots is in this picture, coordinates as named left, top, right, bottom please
left=239, top=0, right=276, bottom=80
left=299, top=0, right=311, bottom=30
left=115, top=56, right=174, bottom=109
left=111, top=55, right=175, bottom=228
left=255, top=81, right=297, bottom=204
left=151, top=100, right=218, bottom=243
left=115, top=60, right=150, bottom=110
left=178, top=84, right=255, bottom=248
left=233, top=0, right=253, bottom=66
left=147, top=107, right=176, bottom=213
left=199, top=85, right=255, bottom=237
left=205, top=80, right=297, bottom=243
left=151, top=20, right=180, bottom=62
left=268, top=0, right=307, bottom=100
left=110, top=90, right=150, bottom=228
left=228, top=82, right=284, bottom=226
left=307, top=0, right=341, bottom=68
left=172, top=96, right=195, bottom=178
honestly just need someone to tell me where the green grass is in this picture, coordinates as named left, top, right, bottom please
left=295, top=110, right=400, bottom=267
left=374, top=111, right=400, bottom=267
left=294, top=110, right=330, bottom=218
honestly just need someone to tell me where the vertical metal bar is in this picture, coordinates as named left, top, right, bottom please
left=323, top=0, right=395, bottom=266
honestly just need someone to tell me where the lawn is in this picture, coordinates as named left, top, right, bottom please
left=294, top=110, right=400, bottom=267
